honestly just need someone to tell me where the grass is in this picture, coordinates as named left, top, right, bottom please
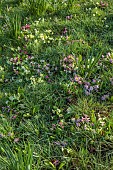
left=0, top=0, right=113, bottom=169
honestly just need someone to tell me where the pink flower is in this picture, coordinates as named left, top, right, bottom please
left=63, top=27, right=67, bottom=34
left=21, top=24, right=30, bottom=30
left=11, top=115, right=17, bottom=119
left=14, top=138, right=19, bottom=143
left=63, top=57, right=68, bottom=62
left=25, top=24, right=30, bottom=29
left=45, top=75, right=49, bottom=79
left=78, top=80, right=82, bottom=85
left=100, top=1, right=108, bottom=7
left=66, top=15, right=72, bottom=20
left=13, top=57, right=18, bottom=63
left=67, top=54, right=73, bottom=59
left=74, top=75, right=83, bottom=84
left=59, top=122, right=64, bottom=128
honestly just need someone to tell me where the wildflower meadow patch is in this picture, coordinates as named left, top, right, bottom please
left=0, top=0, right=113, bottom=169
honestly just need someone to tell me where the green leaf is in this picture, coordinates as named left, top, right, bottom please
left=9, top=96, right=14, bottom=101
left=78, top=54, right=82, bottom=63
left=49, top=162, right=56, bottom=169
left=58, top=162, right=66, bottom=170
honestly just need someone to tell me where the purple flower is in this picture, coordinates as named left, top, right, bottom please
left=89, top=86, right=93, bottom=92
left=81, top=114, right=90, bottom=123
left=76, top=119, right=81, bottom=127
left=94, top=85, right=99, bottom=90
left=76, top=119, right=81, bottom=123
left=110, top=59, right=113, bottom=64
left=84, top=81, right=90, bottom=86
left=45, top=75, right=49, bottom=79
left=92, top=79, right=96, bottom=83
left=101, top=94, right=109, bottom=100
left=7, top=109, right=10, bottom=112
left=45, top=66, right=49, bottom=70
left=84, top=84, right=89, bottom=90
left=85, top=90, right=91, bottom=96
left=76, top=122, right=81, bottom=127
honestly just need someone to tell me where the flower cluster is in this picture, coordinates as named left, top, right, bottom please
left=21, top=24, right=30, bottom=30
left=71, top=114, right=91, bottom=128
left=84, top=80, right=99, bottom=95
left=101, top=94, right=109, bottom=101
left=99, top=1, right=108, bottom=8
left=102, top=52, right=113, bottom=64
left=10, top=56, right=22, bottom=64
left=74, top=75, right=83, bottom=84
left=61, top=54, right=76, bottom=73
